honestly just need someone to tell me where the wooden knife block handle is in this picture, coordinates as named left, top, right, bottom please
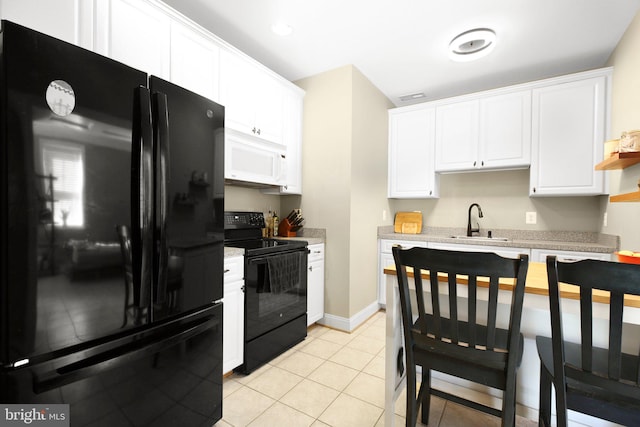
left=278, top=218, right=297, bottom=237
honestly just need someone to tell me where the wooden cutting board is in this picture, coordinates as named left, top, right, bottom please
left=394, top=211, right=422, bottom=234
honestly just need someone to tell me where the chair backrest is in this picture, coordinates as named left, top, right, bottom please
left=546, top=255, right=640, bottom=399
left=393, top=246, right=529, bottom=362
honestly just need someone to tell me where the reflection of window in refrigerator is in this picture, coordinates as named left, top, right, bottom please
left=41, top=140, right=85, bottom=227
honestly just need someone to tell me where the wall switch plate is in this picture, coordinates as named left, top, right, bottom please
left=604, top=212, right=608, bottom=227
left=525, top=211, right=537, bottom=224
left=382, top=209, right=387, bottom=221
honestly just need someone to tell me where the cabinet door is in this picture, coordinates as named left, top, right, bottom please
left=435, top=100, right=479, bottom=171
left=170, top=21, right=220, bottom=102
left=223, top=256, right=244, bottom=373
left=307, top=244, right=325, bottom=326
left=388, top=107, right=439, bottom=198
left=94, top=0, right=170, bottom=77
left=480, top=90, right=531, bottom=169
left=427, top=242, right=530, bottom=260
left=530, top=76, right=607, bottom=196
left=219, top=49, right=284, bottom=145
left=277, top=88, right=304, bottom=194
left=0, top=0, right=82, bottom=45
left=531, top=249, right=613, bottom=263
left=378, top=240, right=428, bottom=306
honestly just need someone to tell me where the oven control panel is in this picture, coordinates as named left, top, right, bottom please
left=224, top=211, right=265, bottom=229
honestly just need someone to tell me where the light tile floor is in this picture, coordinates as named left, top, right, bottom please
left=216, top=311, right=537, bottom=427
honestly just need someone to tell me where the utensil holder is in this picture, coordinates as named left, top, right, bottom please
left=278, top=218, right=297, bottom=237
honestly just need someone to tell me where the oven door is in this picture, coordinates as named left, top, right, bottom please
left=244, top=248, right=308, bottom=341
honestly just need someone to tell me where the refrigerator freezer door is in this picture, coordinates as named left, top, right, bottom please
left=149, top=77, right=225, bottom=321
left=0, top=21, right=148, bottom=365
left=2, top=303, right=223, bottom=426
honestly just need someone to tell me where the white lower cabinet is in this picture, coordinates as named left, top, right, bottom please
left=223, top=255, right=244, bottom=374
left=531, top=248, right=613, bottom=262
left=307, top=244, right=325, bottom=326
left=427, top=242, right=530, bottom=259
left=378, top=239, right=428, bottom=306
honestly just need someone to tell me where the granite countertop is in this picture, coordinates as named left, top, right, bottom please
left=378, top=226, right=619, bottom=254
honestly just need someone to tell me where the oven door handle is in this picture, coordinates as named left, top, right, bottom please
left=247, top=250, right=308, bottom=265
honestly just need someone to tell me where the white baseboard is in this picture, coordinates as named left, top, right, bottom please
left=318, top=300, right=380, bottom=332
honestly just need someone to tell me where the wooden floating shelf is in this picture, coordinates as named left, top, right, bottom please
left=610, top=191, right=640, bottom=203
left=595, top=152, right=640, bottom=170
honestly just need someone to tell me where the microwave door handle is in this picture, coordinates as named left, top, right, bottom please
left=152, top=91, right=169, bottom=304
left=132, top=86, right=153, bottom=312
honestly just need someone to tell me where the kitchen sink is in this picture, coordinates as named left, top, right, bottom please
left=450, top=235, right=510, bottom=242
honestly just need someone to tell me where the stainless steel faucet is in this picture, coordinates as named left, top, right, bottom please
left=467, top=203, right=484, bottom=237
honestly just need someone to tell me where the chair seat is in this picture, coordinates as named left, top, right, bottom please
left=536, top=335, right=640, bottom=425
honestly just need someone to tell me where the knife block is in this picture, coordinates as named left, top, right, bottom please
left=278, top=218, right=297, bottom=237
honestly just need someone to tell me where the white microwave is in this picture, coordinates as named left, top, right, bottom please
left=224, top=128, right=287, bottom=187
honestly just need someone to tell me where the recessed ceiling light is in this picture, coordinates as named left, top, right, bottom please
left=449, top=28, right=496, bottom=62
left=271, top=22, right=293, bottom=36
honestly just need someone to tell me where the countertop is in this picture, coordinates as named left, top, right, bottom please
left=378, top=226, right=619, bottom=254
left=384, top=261, right=640, bottom=308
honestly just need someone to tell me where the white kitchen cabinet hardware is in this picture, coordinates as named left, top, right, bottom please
left=530, top=74, right=609, bottom=196
left=223, top=255, right=244, bottom=373
left=307, top=244, right=325, bottom=326
left=435, top=90, right=531, bottom=173
left=388, top=106, right=439, bottom=198
left=378, top=240, right=428, bottom=306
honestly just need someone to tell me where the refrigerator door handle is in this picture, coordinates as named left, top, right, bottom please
left=32, top=315, right=220, bottom=394
left=152, top=91, right=170, bottom=304
left=132, top=86, right=154, bottom=312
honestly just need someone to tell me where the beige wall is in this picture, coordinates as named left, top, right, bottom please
left=294, top=65, right=393, bottom=320
left=603, top=11, right=640, bottom=250
left=295, top=66, right=354, bottom=319
left=224, top=185, right=281, bottom=214
left=349, top=68, right=394, bottom=314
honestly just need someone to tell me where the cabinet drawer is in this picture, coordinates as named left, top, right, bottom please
left=308, top=243, right=325, bottom=262
left=224, top=256, right=244, bottom=283
left=380, top=239, right=427, bottom=253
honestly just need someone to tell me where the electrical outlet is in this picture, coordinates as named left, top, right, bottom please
left=525, top=211, right=537, bottom=225
left=603, top=212, right=608, bottom=227
left=382, top=209, right=387, bottom=221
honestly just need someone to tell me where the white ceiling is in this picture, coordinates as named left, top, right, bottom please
left=162, top=0, right=640, bottom=106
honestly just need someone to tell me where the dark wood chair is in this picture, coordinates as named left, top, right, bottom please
left=392, top=246, right=529, bottom=427
left=536, top=255, right=640, bottom=427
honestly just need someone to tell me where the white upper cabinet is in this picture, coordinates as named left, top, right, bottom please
left=435, top=100, right=479, bottom=172
left=388, top=106, right=439, bottom=198
left=435, top=90, right=531, bottom=172
left=94, top=0, right=171, bottom=78
left=530, top=74, right=608, bottom=196
left=479, top=90, right=531, bottom=170
left=169, top=21, right=220, bottom=102
left=219, top=49, right=285, bottom=145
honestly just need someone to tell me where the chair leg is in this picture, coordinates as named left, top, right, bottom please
left=419, top=368, right=431, bottom=425
left=406, top=362, right=418, bottom=427
left=501, top=372, right=517, bottom=427
left=538, top=364, right=552, bottom=427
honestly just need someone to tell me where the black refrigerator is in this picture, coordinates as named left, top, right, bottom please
left=0, top=20, right=225, bottom=426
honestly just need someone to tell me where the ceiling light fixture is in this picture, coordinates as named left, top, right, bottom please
left=271, top=22, right=293, bottom=36
left=449, top=28, right=496, bottom=62
left=399, top=92, right=426, bottom=102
